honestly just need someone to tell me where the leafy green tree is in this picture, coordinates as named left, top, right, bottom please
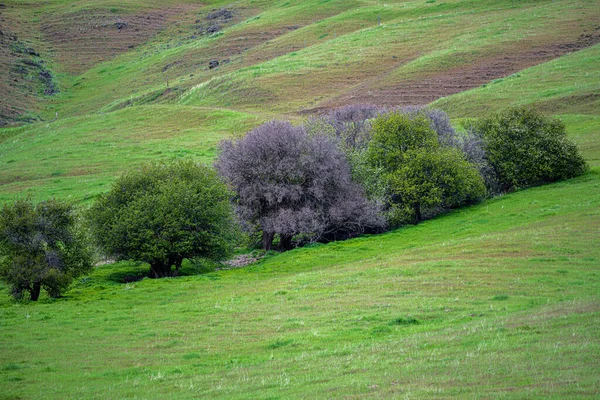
left=387, top=147, right=486, bottom=222
left=89, top=160, right=238, bottom=278
left=475, top=107, right=588, bottom=191
left=368, top=112, right=486, bottom=223
left=0, top=198, right=93, bottom=301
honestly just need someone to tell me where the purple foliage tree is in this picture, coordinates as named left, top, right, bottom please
left=397, top=106, right=458, bottom=147
left=323, top=104, right=384, bottom=150
left=216, top=120, right=384, bottom=250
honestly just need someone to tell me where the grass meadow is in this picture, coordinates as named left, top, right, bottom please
left=1, top=167, right=599, bottom=398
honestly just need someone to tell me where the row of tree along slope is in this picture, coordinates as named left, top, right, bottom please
left=0, top=106, right=587, bottom=300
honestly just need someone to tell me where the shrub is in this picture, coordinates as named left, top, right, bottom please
left=459, top=124, right=503, bottom=195
left=474, top=107, right=588, bottom=191
left=322, top=104, right=384, bottom=151
left=89, top=160, right=238, bottom=278
left=0, top=198, right=93, bottom=300
left=216, top=120, right=384, bottom=250
left=368, top=112, right=486, bottom=223
left=305, top=105, right=388, bottom=203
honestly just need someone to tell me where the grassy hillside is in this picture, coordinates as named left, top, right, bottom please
left=1, top=167, right=599, bottom=398
left=0, top=0, right=599, bottom=398
left=0, top=106, right=263, bottom=202
left=433, top=44, right=600, bottom=118
left=1, top=0, right=599, bottom=202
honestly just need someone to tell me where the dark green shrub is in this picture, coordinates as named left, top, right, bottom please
left=368, top=112, right=486, bottom=223
left=89, top=160, right=238, bottom=278
left=475, top=107, right=588, bottom=191
left=390, top=317, right=419, bottom=326
left=0, top=198, right=93, bottom=300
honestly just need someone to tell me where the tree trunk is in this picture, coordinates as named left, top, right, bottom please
left=172, top=256, right=184, bottom=277
left=262, top=231, right=274, bottom=251
left=149, top=262, right=172, bottom=278
left=279, top=234, right=293, bottom=251
left=30, top=281, right=41, bottom=301
left=413, top=203, right=422, bottom=223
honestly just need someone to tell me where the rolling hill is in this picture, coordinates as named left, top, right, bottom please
left=0, top=0, right=599, bottom=398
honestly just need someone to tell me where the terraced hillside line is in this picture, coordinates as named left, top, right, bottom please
left=41, top=5, right=199, bottom=75
left=122, top=3, right=365, bottom=99
left=317, top=29, right=600, bottom=110
left=52, top=2, right=365, bottom=118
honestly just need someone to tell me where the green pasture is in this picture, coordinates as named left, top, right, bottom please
left=1, top=166, right=599, bottom=398
left=0, top=106, right=262, bottom=203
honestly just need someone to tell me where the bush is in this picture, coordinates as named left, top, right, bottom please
left=216, top=120, right=384, bottom=250
left=398, top=106, right=458, bottom=148
left=474, top=107, right=588, bottom=191
left=368, top=112, right=486, bottom=223
left=304, top=105, right=387, bottom=203
left=0, top=198, right=93, bottom=300
left=322, top=104, right=384, bottom=151
left=89, top=160, right=238, bottom=278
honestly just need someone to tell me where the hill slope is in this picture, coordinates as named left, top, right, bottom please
left=0, top=1, right=599, bottom=398
left=1, top=0, right=599, bottom=202
left=1, top=165, right=599, bottom=398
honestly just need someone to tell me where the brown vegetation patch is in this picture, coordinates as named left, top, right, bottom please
left=315, top=32, right=600, bottom=111
left=160, top=27, right=286, bottom=81
left=0, top=23, right=45, bottom=125
left=0, top=24, right=25, bottom=125
left=535, top=92, right=600, bottom=115
left=505, top=300, right=599, bottom=330
left=41, top=6, right=197, bottom=75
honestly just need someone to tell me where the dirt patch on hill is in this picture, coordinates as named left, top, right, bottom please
left=0, top=21, right=55, bottom=126
left=0, top=24, right=28, bottom=125
left=313, top=30, right=600, bottom=111
left=41, top=6, right=196, bottom=75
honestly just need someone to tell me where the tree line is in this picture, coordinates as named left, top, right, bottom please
left=0, top=106, right=588, bottom=300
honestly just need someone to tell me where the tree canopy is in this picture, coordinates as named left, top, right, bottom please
left=89, top=160, right=238, bottom=278
left=216, top=120, right=384, bottom=250
left=0, top=198, right=93, bottom=300
left=474, top=107, right=588, bottom=191
left=368, top=112, right=486, bottom=223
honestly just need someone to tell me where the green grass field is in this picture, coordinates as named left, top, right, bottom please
left=0, top=0, right=599, bottom=398
left=1, top=168, right=599, bottom=398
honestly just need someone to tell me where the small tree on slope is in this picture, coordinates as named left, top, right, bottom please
left=0, top=198, right=93, bottom=300
left=89, top=160, right=238, bottom=278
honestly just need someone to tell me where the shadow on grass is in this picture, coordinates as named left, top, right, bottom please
left=99, top=258, right=221, bottom=284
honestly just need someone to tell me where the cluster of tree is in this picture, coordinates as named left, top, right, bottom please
left=1, top=161, right=238, bottom=300
left=215, top=121, right=384, bottom=250
left=217, top=106, right=587, bottom=246
left=0, top=106, right=588, bottom=300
